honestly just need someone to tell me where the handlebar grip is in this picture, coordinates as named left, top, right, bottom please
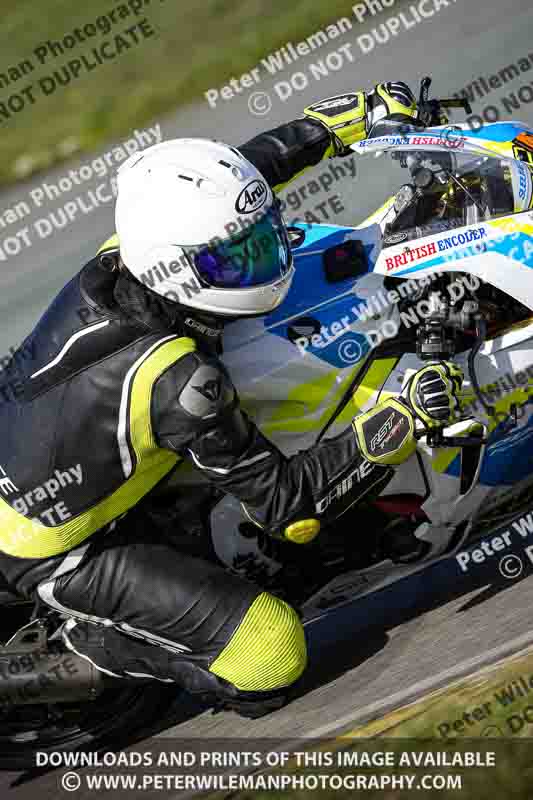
left=426, top=428, right=445, bottom=447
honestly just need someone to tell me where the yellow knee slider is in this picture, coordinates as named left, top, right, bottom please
left=209, top=592, right=307, bottom=692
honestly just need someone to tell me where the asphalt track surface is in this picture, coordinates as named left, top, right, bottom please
left=3, top=0, right=533, bottom=791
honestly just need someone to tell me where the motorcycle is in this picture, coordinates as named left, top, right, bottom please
left=2, top=77, right=533, bottom=768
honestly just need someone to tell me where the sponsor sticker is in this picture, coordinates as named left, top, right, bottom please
left=515, top=131, right=533, bottom=152
left=384, top=231, right=409, bottom=245
left=358, top=134, right=466, bottom=151
left=517, top=161, right=528, bottom=200
left=384, top=241, right=438, bottom=272
left=436, top=226, right=487, bottom=252
left=384, top=227, right=488, bottom=272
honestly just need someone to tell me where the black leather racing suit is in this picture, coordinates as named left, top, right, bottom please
left=0, top=117, right=392, bottom=700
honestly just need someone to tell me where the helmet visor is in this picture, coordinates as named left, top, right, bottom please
left=186, top=204, right=291, bottom=289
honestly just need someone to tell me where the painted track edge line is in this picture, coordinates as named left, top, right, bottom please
left=306, top=630, right=533, bottom=738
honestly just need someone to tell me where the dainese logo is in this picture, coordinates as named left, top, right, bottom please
left=235, top=180, right=267, bottom=214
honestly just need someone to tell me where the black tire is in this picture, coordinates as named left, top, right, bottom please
left=0, top=682, right=175, bottom=771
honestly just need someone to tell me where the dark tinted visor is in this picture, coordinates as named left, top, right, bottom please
left=185, top=204, right=291, bottom=289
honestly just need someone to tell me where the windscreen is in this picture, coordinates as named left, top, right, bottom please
left=356, top=148, right=527, bottom=243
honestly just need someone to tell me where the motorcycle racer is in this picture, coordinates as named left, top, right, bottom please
left=0, top=81, right=462, bottom=718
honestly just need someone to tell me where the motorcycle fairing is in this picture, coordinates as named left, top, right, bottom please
left=222, top=221, right=384, bottom=452
left=373, top=212, right=533, bottom=312
left=214, top=121, right=533, bottom=569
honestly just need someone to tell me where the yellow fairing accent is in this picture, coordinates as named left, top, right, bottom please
left=0, top=337, right=196, bottom=558
left=487, top=216, right=533, bottom=237
left=210, top=592, right=307, bottom=691
left=97, top=233, right=120, bottom=254
left=284, top=518, right=321, bottom=544
left=432, top=385, right=533, bottom=474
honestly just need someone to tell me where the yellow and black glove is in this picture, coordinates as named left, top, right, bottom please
left=370, top=81, right=418, bottom=124
left=402, top=361, right=463, bottom=430
left=352, top=361, right=463, bottom=466
left=303, top=81, right=418, bottom=156
left=303, top=91, right=368, bottom=156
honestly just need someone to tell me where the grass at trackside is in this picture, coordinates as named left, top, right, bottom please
left=344, top=647, right=533, bottom=739
left=204, top=650, right=533, bottom=799
left=0, top=0, right=387, bottom=186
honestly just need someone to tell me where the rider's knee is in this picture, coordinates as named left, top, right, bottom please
left=209, top=592, right=307, bottom=692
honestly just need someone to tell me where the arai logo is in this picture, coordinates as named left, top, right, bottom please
left=235, top=180, right=267, bottom=214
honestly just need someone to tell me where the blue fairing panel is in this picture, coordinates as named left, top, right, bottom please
left=265, top=223, right=381, bottom=369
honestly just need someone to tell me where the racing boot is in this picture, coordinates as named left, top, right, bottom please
left=381, top=518, right=430, bottom=564
left=383, top=519, right=468, bottom=564
left=209, top=686, right=290, bottom=719
left=61, top=619, right=293, bottom=719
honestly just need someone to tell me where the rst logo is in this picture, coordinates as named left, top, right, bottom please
left=370, top=412, right=395, bottom=452
left=235, top=180, right=267, bottom=214
left=313, top=94, right=359, bottom=112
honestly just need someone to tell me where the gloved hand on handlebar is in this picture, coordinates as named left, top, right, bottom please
left=401, top=362, right=464, bottom=430
left=303, top=81, right=418, bottom=156
left=352, top=362, right=463, bottom=466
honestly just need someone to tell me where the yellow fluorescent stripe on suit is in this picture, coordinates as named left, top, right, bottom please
left=97, top=233, right=120, bottom=253
left=210, top=592, right=307, bottom=691
left=0, top=337, right=196, bottom=559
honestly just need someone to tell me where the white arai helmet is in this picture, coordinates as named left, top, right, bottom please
left=114, top=138, right=294, bottom=316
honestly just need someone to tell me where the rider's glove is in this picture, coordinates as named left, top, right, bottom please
left=400, top=361, right=463, bottom=430
left=352, top=361, right=463, bottom=466
left=368, top=82, right=418, bottom=125
left=303, top=91, right=368, bottom=156
left=303, top=81, right=418, bottom=156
